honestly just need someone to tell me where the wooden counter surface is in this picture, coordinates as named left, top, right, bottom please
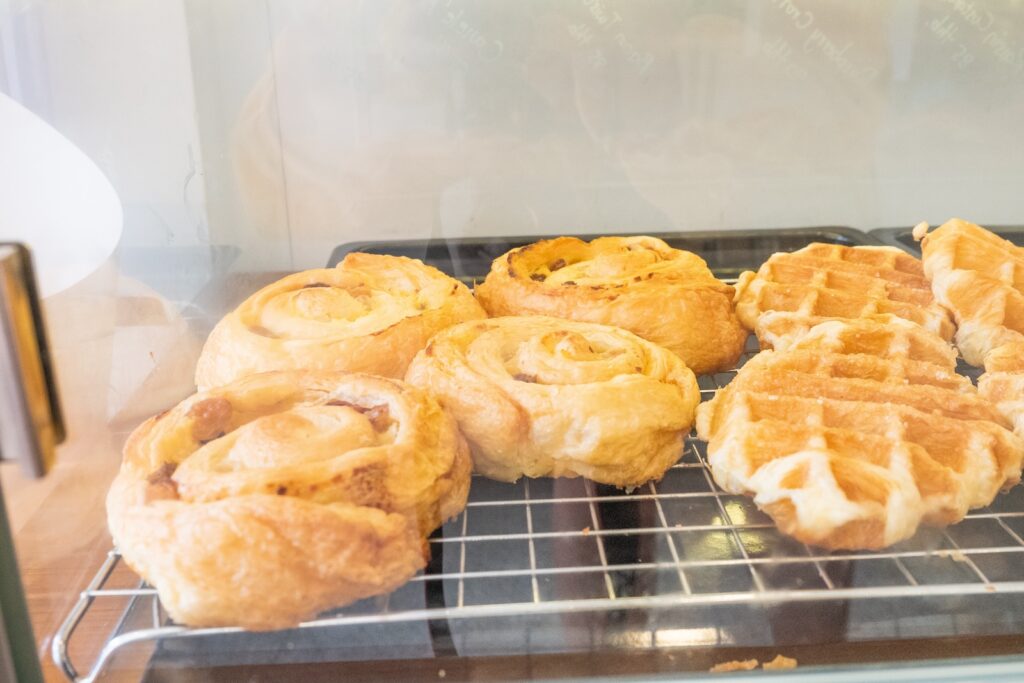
left=4, top=269, right=287, bottom=682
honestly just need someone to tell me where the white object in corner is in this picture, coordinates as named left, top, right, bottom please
left=0, top=92, right=122, bottom=297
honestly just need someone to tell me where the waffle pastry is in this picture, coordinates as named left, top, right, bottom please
left=474, top=235, right=746, bottom=375
left=195, top=253, right=485, bottom=390
left=919, top=218, right=1024, bottom=367
left=107, top=371, right=471, bottom=629
left=696, top=317, right=1022, bottom=550
left=734, top=243, right=954, bottom=348
left=406, top=315, right=700, bottom=487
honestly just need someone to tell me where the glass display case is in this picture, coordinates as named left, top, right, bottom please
left=2, top=2, right=1024, bottom=681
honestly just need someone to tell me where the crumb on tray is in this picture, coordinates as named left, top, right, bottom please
left=763, top=654, right=798, bottom=670
left=710, top=655, right=797, bottom=673
left=710, top=659, right=759, bottom=673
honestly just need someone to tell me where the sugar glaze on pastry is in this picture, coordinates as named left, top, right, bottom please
left=734, top=242, right=954, bottom=345
left=195, top=253, right=485, bottom=390
left=697, top=317, right=1021, bottom=550
left=474, top=236, right=746, bottom=375
left=406, top=315, right=700, bottom=487
left=107, top=371, right=471, bottom=630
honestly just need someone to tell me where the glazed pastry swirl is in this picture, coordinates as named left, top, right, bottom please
left=107, top=371, right=471, bottom=629
left=195, top=253, right=485, bottom=390
left=406, top=316, right=700, bottom=487
left=474, top=236, right=747, bottom=375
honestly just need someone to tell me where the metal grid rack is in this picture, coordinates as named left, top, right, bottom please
left=53, top=336, right=1024, bottom=682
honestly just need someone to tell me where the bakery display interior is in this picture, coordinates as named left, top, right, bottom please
left=54, top=227, right=1024, bottom=682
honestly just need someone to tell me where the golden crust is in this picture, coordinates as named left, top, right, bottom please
left=405, top=316, right=700, bottom=487
left=735, top=243, right=954, bottom=342
left=107, top=371, right=471, bottom=629
left=920, top=218, right=1024, bottom=367
left=195, top=253, right=485, bottom=390
left=473, top=236, right=746, bottom=375
left=978, top=341, right=1024, bottom=436
left=697, top=318, right=1022, bottom=550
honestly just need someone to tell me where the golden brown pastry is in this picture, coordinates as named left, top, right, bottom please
left=405, top=315, right=700, bottom=487
left=195, top=253, right=485, bottom=390
left=107, top=371, right=471, bottom=630
left=734, top=243, right=955, bottom=346
left=980, top=342, right=1024, bottom=435
left=473, top=236, right=746, bottom=375
left=697, top=317, right=1022, bottom=550
left=919, top=218, right=1024, bottom=366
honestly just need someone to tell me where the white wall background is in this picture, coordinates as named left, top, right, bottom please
left=3, top=0, right=1024, bottom=271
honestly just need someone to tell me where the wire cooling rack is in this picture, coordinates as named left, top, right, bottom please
left=52, top=335, right=1024, bottom=682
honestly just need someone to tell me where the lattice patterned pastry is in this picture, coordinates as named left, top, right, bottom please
left=920, top=218, right=1024, bottom=367
left=696, top=317, right=1022, bottom=550
left=734, top=243, right=954, bottom=347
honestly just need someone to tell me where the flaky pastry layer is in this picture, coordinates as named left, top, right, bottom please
left=107, top=371, right=471, bottom=629
left=195, top=253, right=485, bottom=390
left=474, top=236, right=746, bottom=375
left=920, top=218, right=1024, bottom=367
left=406, top=316, right=700, bottom=487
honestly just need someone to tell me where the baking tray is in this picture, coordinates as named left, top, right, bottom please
left=327, top=227, right=883, bottom=281
left=870, top=225, right=1024, bottom=256
left=54, top=227, right=1024, bottom=682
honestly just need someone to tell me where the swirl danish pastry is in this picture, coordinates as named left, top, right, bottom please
left=405, top=316, right=700, bottom=487
left=195, top=253, right=485, bottom=390
left=473, top=236, right=746, bottom=375
left=107, top=371, right=471, bottom=629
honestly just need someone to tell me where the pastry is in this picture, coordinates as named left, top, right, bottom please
left=696, top=317, right=1022, bottom=550
left=919, top=218, right=1024, bottom=366
left=405, top=315, right=700, bottom=487
left=734, top=243, right=954, bottom=347
left=195, top=253, right=485, bottom=390
left=473, top=236, right=746, bottom=375
left=756, top=312, right=958, bottom=366
left=107, top=371, right=471, bottom=629
left=979, top=342, right=1024, bottom=434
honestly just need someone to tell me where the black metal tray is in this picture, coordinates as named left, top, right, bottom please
left=328, top=227, right=883, bottom=280
left=870, top=225, right=1024, bottom=256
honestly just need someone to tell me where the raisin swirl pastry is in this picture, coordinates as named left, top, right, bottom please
left=474, top=236, right=746, bottom=375
left=195, top=253, right=485, bottom=390
left=106, top=371, right=471, bottom=629
left=405, top=316, right=700, bottom=487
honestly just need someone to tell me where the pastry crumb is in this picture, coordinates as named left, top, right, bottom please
left=934, top=548, right=967, bottom=562
left=912, top=221, right=929, bottom=240
left=985, top=584, right=997, bottom=592
left=438, top=668, right=446, bottom=678
left=763, top=654, right=798, bottom=670
left=581, top=526, right=591, bottom=536
left=710, top=659, right=758, bottom=673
